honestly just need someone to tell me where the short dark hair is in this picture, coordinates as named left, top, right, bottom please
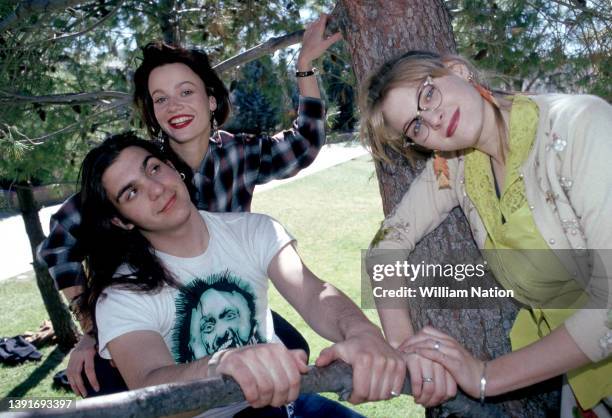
left=133, top=41, right=231, bottom=139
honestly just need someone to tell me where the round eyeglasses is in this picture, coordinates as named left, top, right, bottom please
left=403, top=76, right=442, bottom=145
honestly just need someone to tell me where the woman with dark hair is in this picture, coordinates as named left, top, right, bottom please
left=38, top=14, right=341, bottom=397
left=361, top=51, right=612, bottom=414
left=77, top=132, right=404, bottom=417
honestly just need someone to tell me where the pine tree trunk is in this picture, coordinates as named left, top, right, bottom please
left=15, top=183, right=79, bottom=352
left=333, top=1, right=561, bottom=416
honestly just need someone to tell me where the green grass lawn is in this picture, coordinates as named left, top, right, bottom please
left=0, top=155, right=424, bottom=417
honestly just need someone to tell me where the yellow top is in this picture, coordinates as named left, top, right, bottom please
left=464, top=95, right=612, bottom=409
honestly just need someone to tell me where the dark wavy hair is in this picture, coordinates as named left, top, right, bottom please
left=133, top=41, right=231, bottom=139
left=78, top=132, right=181, bottom=333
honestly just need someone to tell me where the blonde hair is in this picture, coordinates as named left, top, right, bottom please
left=359, top=51, right=503, bottom=164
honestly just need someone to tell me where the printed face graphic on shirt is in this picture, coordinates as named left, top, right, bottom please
left=172, top=272, right=265, bottom=362
left=191, top=288, right=252, bottom=355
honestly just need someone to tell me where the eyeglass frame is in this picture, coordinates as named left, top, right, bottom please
left=402, top=75, right=442, bottom=146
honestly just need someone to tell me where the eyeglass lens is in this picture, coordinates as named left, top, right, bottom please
left=404, top=80, right=442, bottom=144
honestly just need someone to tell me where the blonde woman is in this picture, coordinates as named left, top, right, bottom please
left=362, top=51, right=612, bottom=415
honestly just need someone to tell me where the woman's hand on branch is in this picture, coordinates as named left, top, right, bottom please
left=400, top=348, right=457, bottom=407
left=400, top=326, right=484, bottom=399
left=297, top=13, right=342, bottom=70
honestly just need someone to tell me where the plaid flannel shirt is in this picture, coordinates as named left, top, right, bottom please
left=38, top=96, right=325, bottom=290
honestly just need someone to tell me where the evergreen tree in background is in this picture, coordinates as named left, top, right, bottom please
left=224, top=57, right=282, bottom=135
left=321, top=44, right=356, bottom=132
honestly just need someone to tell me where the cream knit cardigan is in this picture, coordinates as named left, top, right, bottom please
left=368, top=94, right=612, bottom=362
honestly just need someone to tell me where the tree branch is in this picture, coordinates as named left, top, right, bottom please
left=213, top=29, right=304, bottom=73
left=0, top=90, right=131, bottom=106
left=0, top=27, right=306, bottom=109
left=21, top=361, right=503, bottom=418
left=174, top=7, right=204, bottom=15
left=524, top=70, right=543, bottom=91
left=45, top=0, right=125, bottom=43
left=15, top=101, right=128, bottom=145
left=0, top=0, right=87, bottom=33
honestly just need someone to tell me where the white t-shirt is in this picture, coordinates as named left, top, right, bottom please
left=95, top=211, right=295, bottom=417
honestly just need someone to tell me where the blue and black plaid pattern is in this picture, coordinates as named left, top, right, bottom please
left=38, top=96, right=325, bottom=290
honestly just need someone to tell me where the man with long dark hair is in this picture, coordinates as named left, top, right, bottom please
left=77, top=133, right=406, bottom=417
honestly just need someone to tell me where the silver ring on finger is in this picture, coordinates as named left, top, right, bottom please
left=423, top=377, right=434, bottom=383
left=433, top=340, right=441, bottom=351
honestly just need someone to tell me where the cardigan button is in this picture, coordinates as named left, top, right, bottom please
left=549, top=239, right=556, bottom=245
left=553, top=137, right=568, bottom=152
left=529, top=205, right=535, bottom=210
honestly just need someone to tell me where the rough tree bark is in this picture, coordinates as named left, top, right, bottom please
left=15, top=183, right=79, bottom=351
left=333, top=1, right=561, bottom=416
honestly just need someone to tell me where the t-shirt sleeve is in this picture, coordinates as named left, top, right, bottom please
left=245, top=214, right=296, bottom=275
left=96, top=288, right=164, bottom=359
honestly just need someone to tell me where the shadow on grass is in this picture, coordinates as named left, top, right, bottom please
left=3, top=346, right=67, bottom=398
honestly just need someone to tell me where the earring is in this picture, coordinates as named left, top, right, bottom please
left=433, top=151, right=450, bottom=189
left=179, top=172, right=186, bottom=181
left=156, top=129, right=166, bottom=151
left=468, top=72, right=499, bottom=109
left=210, top=110, right=221, bottom=147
